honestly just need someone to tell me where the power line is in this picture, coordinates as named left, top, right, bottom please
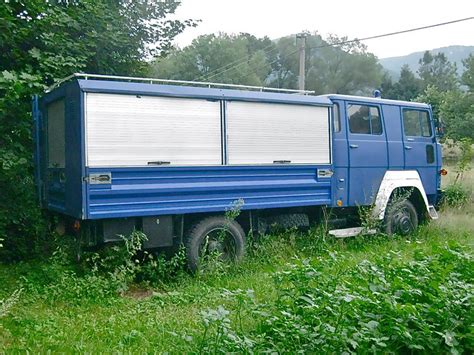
left=309, top=16, right=474, bottom=51
left=200, top=43, right=284, bottom=82
left=193, top=40, right=278, bottom=81
left=195, top=16, right=474, bottom=83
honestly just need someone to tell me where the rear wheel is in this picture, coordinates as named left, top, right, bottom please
left=185, top=216, right=245, bottom=272
left=384, top=199, right=418, bottom=236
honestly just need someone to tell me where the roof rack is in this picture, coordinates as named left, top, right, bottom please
left=46, top=73, right=315, bottom=95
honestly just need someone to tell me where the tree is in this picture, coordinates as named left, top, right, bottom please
left=461, top=54, right=474, bottom=92
left=416, top=53, right=474, bottom=141
left=152, top=32, right=385, bottom=95
left=396, top=65, right=423, bottom=100
left=265, top=35, right=300, bottom=89
left=0, top=0, right=193, bottom=261
left=381, top=65, right=422, bottom=101
left=417, top=85, right=474, bottom=141
left=151, top=33, right=273, bottom=86
left=266, top=33, right=384, bottom=94
left=306, top=34, right=383, bottom=95
left=418, top=51, right=458, bottom=91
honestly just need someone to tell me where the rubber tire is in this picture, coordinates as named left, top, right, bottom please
left=384, top=199, right=419, bottom=236
left=185, top=216, right=246, bottom=272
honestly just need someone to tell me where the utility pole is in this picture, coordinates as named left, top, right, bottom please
left=296, top=32, right=308, bottom=91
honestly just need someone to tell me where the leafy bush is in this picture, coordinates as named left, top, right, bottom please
left=454, top=137, right=473, bottom=182
left=442, top=183, right=470, bottom=208
left=194, top=244, right=473, bottom=353
left=15, top=230, right=189, bottom=305
left=0, top=0, right=194, bottom=262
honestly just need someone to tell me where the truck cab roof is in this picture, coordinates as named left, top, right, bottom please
left=319, top=94, right=431, bottom=110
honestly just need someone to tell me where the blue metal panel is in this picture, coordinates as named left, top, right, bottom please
left=345, top=101, right=389, bottom=205
left=40, top=85, right=67, bottom=214
left=64, top=82, right=83, bottom=218
left=78, top=80, right=332, bottom=107
left=331, top=100, right=349, bottom=207
left=382, top=104, right=404, bottom=169
left=435, top=141, right=442, bottom=204
left=32, top=95, right=42, bottom=204
left=37, top=81, right=84, bottom=218
left=401, top=107, right=438, bottom=198
left=85, top=165, right=332, bottom=219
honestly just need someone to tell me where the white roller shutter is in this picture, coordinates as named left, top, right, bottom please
left=85, top=93, right=222, bottom=167
left=226, top=101, right=330, bottom=164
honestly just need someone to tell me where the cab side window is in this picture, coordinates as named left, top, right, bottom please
left=333, top=103, right=341, bottom=133
left=403, top=109, right=432, bottom=137
left=348, top=104, right=382, bottom=135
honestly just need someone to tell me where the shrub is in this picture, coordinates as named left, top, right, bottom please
left=192, top=244, right=473, bottom=353
left=442, top=183, right=470, bottom=208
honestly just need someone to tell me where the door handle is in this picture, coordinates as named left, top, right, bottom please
left=404, top=146, right=412, bottom=150
left=406, top=138, right=415, bottom=142
left=349, top=144, right=359, bottom=149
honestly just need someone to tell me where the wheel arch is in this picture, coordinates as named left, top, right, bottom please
left=373, top=170, right=431, bottom=220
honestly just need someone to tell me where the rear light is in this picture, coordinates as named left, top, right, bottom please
left=72, top=220, right=81, bottom=232
left=440, top=168, right=448, bottom=176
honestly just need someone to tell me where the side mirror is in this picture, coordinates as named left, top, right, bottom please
left=434, top=116, right=445, bottom=138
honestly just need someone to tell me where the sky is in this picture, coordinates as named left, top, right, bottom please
left=172, top=0, right=474, bottom=59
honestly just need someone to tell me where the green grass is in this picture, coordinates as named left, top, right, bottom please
left=0, top=170, right=473, bottom=353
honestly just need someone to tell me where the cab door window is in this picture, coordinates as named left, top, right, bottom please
left=348, top=104, right=382, bottom=135
left=403, top=109, right=432, bottom=137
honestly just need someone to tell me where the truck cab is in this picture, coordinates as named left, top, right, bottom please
left=326, top=95, right=442, bottom=209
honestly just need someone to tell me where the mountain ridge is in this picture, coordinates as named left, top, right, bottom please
left=379, top=45, right=474, bottom=78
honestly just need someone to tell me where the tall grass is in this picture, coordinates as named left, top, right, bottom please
left=0, top=169, right=472, bottom=352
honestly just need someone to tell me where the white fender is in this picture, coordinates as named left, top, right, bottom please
left=372, top=170, right=433, bottom=220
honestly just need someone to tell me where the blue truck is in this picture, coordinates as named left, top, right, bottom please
left=33, top=73, right=443, bottom=270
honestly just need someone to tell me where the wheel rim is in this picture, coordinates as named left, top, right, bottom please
left=198, top=227, right=237, bottom=262
left=391, top=207, right=414, bottom=235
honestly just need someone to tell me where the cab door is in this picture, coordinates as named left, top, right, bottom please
left=346, top=102, right=388, bottom=205
left=44, top=98, right=67, bottom=212
left=401, top=108, right=438, bottom=197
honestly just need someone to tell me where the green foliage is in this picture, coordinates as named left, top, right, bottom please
left=381, top=64, right=423, bottom=101
left=305, top=34, right=383, bottom=95
left=418, top=51, right=459, bottom=92
left=253, top=245, right=473, bottom=353
left=0, top=289, right=22, bottom=318
left=462, top=54, right=474, bottom=92
left=411, top=52, right=474, bottom=141
left=441, top=184, right=470, bottom=208
left=454, top=138, right=473, bottom=183
left=151, top=32, right=384, bottom=95
left=417, top=85, right=474, bottom=141
left=151, top=33, right=273, bottom=85
left=0, top=0, right=193, bottom=261
left=383, top=53, right=474, bottom=141
left=0, top=219, right=473, bottom=352
left=15, top=230, right=187, bottom=305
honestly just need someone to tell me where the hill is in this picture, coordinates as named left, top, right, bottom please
left=379, top=45, right=474, bottom=78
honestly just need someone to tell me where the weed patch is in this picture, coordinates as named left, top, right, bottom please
left=0, top=218, right=472, bottom=352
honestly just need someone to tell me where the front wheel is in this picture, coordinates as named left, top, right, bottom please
left=384, top=199, right=419, bottom=236
left=185, top=216, right=246, bottom=272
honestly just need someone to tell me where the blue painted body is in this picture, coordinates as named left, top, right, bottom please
left=33, top=80, right=441, bottom=222
left=326, top=95, right=440, bottom=207
left=86, top=166, right=332, bottom=219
